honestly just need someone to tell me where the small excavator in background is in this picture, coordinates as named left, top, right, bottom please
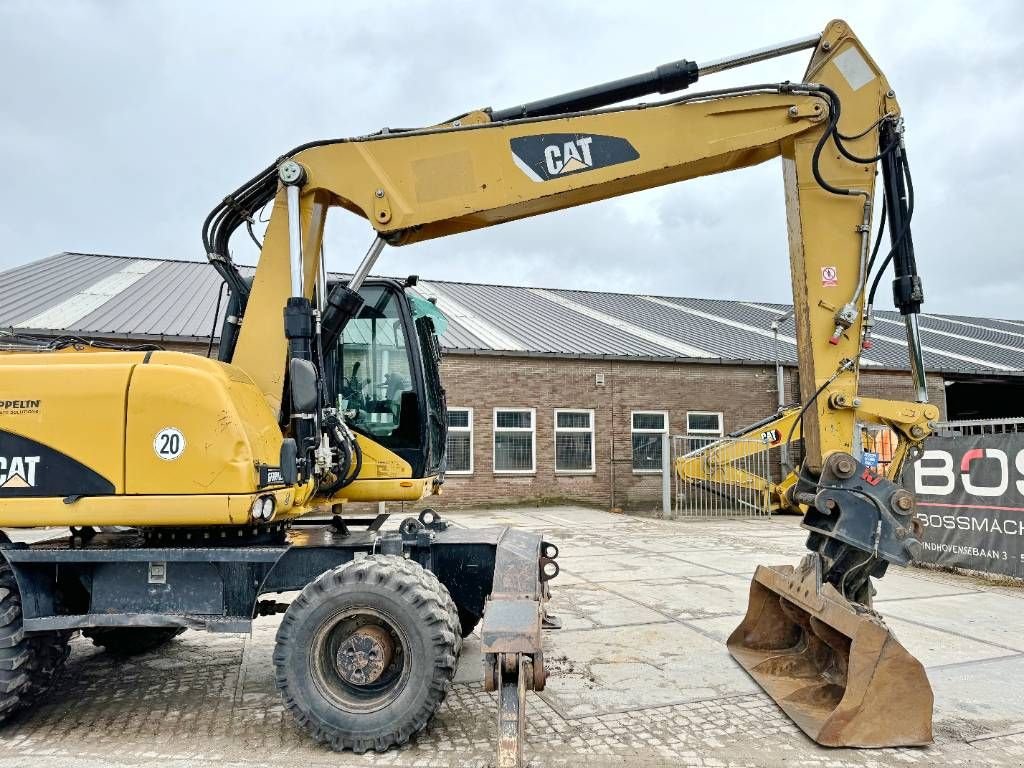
left=0, top=19, right=939, bottom=765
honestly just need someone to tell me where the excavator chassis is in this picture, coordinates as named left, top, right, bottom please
left=0, top=513, right=555, bottom=764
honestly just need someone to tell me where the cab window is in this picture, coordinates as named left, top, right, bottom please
left=335, top=286, right=417, bottom=448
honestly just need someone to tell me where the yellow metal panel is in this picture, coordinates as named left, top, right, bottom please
left=324, top=435, right=426, bottom=503
left=0, top=351, right=141, bottom=492
left=125, top=353, right=281, bottom=495
left=0, top=486, right=298, bottom=528
left=333, top=477, right=432, bottom=504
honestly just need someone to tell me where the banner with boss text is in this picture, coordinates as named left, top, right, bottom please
left=907, top=433, right=1024, bottom=578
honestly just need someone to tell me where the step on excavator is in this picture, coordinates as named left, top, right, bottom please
left=0, top=19, right=938, bottom=764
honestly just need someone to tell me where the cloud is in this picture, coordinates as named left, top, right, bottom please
left=1, top=0, right=1021, bottom=318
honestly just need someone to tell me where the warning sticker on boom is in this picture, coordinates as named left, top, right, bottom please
left=821, top=266, right=838, bottom=287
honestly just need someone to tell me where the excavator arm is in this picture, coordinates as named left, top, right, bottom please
left=203, top=19, right=938, bottom=753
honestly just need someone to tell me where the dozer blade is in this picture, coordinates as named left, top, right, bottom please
left=728, top=562, right=933, bottom=747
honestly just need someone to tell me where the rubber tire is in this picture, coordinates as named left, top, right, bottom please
left=83, top=627, right=186, bottom=656
left=20, top=630, right=73, bottom=707
left=0, top=563, right=50, bottom=721
left=390, top=557, right=464, bottom=656
left=274, top=555, right=459, bottom=754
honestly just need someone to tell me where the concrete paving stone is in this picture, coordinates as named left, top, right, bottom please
left=544, top=569, right=587, bottom=586
left=872, top=571, right=981, bottom=603
left=683, top=614, right=747, bottom=644
left=930, top=654, right=1024, bottom=740
left=667, top=549, right=806, bottom=576
left=454, top=635, right=484, bottom=684
left=606, top=575, right=752, bottom=619
left=540, top=622, right=760, bottom=718
left=880, top=591, right=1024, bottom=651
left=559, top=554, right=722, bottom=583
left=623, top=536, right=766, bottom=557
left=547, top=583, right=665, bottom=629
left=549, top=545, right=623, bottom=560
left=882, top=617, right=1020, bottom=669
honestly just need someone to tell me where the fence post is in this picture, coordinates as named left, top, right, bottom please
left=662, top=432, right=671, bottom=516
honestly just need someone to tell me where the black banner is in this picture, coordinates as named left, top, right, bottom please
left=907, top=433, right=1024, bottom=578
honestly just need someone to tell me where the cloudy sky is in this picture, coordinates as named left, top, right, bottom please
left=1, top=1, right=1021, bottom=318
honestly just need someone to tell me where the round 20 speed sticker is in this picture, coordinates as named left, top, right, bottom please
left=154, top=427, right=186, bottom=461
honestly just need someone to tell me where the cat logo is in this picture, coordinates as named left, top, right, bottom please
left=510, top=133, right=639, bottom=182
left=761, top=429, right=782, bottom=445
left=544, top=136, right=594, bottom=175
left=0, top=456, right=40, bottom=489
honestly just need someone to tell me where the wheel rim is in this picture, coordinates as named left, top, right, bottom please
left=309, top=606, right=411, bottom=714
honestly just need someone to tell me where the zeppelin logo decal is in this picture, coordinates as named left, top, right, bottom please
left=0, top=456, right=40, bottom=489
left=0, top=400, right=41, bottom=416
left=510, top=134, right=639, bottom=182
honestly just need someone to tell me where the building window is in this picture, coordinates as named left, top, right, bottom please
left=686, top=411, right=724, bottom=449
left=445, top=408, right=473, bottom=474
left=493, top=408, right=535, bottom=473
left=554, top=409, right=595, bottom=473
left=632, top=411, right=668, bottom=472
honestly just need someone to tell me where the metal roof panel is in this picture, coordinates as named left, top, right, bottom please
left=2, top=253, right=1022, bottom=376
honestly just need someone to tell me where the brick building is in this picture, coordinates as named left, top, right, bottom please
left=2, top=252, right=1022, bottom=510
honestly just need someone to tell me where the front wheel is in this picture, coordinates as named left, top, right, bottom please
left=273, top=555, right=459, bottom=754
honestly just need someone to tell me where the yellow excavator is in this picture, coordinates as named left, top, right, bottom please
left=0, top=19, right=939, bottom=765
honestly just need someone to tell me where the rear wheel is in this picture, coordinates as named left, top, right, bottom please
left=273, top=555, right=459, bottom=753
left=83, top=627, right=185, bottom=656
left=21, top=631, right=73, bottom=706
left=0, top=563, right=71, bottom=721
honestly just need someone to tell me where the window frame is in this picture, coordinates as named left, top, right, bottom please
left=631, top=410, right=669, bottom=474
left=553, top=408, right=596, bottom=475
left=686, top=411, right=724, bottom=437
left=492, top=407, right=537, bottom=474
left=445, top=407, right=474, bottom=475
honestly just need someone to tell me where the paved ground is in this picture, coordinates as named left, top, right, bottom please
left=0, top=507, right=1022, bottom=767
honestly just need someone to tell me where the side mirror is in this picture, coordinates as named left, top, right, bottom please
left=289, top=358, right=319, bottom=413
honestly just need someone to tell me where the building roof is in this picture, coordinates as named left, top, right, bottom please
left=2, top=251, right=1024, bottom=376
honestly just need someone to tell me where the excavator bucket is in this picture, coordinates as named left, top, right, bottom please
left=728, top=562, right=933, bottom=747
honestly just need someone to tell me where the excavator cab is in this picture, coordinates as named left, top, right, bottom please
left=325, top=278, right=447, bottom=482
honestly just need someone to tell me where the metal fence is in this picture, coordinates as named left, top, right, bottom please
left=672, top=435, right=774, bottom=518
left=933, top=417, right=1024, bottom=437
